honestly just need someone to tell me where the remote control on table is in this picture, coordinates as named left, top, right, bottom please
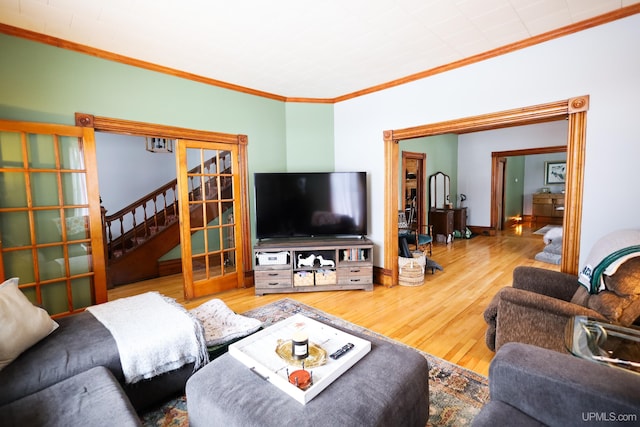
left=330, top=343, right=354, bottom=360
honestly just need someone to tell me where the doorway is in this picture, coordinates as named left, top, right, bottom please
left=401, top=151, right=426, bottom=234
left=95, top=132, right=179, bottom=287
left=383, top=96, right=588, bottom=287
left=491, top=146, right=567, bottom=231
left=75, top=113, right=251, bottom=300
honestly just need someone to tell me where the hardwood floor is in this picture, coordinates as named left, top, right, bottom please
left=107, top=223, right=559, bottom=377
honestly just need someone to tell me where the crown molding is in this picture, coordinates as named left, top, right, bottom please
left=333, top=5, right=640, bottom=103
left=1, top=4, right=638, bottom=104
left=0, top=23, right=286, bottom=102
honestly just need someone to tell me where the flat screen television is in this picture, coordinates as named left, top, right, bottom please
left=254, top=172, right=367, bottom=239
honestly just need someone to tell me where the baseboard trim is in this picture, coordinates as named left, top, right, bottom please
left=468, top=226, right=495, bottom=236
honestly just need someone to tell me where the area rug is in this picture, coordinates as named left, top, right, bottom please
left=140, top=298, right=489, bottom=426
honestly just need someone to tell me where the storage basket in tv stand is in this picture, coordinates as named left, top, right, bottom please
left=253, top=238, right=374, bottom=295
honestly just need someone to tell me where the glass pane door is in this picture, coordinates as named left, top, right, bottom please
left=176, top=140, right=243, bottom=298
left=0, top=121, right=105, bottom=316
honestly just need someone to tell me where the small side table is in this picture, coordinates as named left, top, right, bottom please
left=565, top=316, right=640, bottom=374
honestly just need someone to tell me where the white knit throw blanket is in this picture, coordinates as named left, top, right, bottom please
left=87, top=292, right=208, bottom=384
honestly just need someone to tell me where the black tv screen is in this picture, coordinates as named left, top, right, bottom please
left=254, top=172, right=367, bottom=239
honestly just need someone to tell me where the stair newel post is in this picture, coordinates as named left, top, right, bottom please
left=118, top=217, right=125, bottom=255
left=131, top=207, right=138, bottom=250
left=142, top=201, right=149, bottom=241
left=161, top=190, right=168, bottom=227
left=105, top=218, right=113, bottom=259
left=152, top=194, right=159, bottom=232
left=204, top=162, right=210, bottom=197
left=170, top=183, right=177, bottom=219
left=189, top=175, right=196, bottom=201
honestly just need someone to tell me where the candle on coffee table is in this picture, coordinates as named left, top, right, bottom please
left=291, top=330, right=309, bottom=360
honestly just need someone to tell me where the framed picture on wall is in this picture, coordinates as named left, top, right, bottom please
left=544, top=161, right=566, bottom=184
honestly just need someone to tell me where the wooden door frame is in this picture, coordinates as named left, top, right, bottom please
left=495, top=157, right=507, bottom=231
left=383, top=96, right=588, bottom=286
left=401, top=151, right=427, bottom=232
left=491, top=146, right=567, bottom=230
left=74, top=113, right=252, bottom=296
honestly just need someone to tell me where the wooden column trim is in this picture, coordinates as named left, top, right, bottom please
left=391, top=100, right=569, bottom=140
left=382, top=130, right=399, bottom=287
left=237, top=134, right=252, bottom=286
left=75, top=113, right=241, bottom=144
left=562, top=109, right=587, bottom=275
left=81, top=126, right=108, bottom=304
left=490, top=156, right=500, bottom=230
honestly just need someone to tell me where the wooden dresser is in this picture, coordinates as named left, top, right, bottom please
left=532, top=193, right=564, bottom=223
left=429, top=207, right=467, bottom=240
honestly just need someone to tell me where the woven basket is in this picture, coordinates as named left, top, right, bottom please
left=398, top=253, right=426, bottom=269
left=294, top=271, right=314, bottom=287
left=398, top=260, right=425, bottom=287
left=315, top=269, right=337, bottom=285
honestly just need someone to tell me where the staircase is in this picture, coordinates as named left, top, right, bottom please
left=104, top=156, right=230, bottom=287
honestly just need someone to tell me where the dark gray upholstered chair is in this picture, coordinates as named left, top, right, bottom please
left=484, top=260, right=640, bottom=353
left=472, top=343, right=640, bottom=427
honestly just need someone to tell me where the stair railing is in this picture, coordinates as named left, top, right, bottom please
left=104, top=155, right=227, bottom=259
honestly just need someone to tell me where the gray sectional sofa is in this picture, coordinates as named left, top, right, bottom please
left=472, top=343, right=640, bottom=426
left=0, top=311, right=195, bottom=427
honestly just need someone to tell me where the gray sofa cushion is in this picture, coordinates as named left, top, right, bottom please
left=0, top=310, right=193, bottom=411
left=471, top=400, right=545, bottom=427
left=0, top=366, right=141, bottom=427
left=0, top=311, right=121, bottom=407
left=474, top=343, right=640, bottom=427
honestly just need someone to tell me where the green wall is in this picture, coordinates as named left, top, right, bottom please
left=0, top=34, right=288, bottom=172
left=0, top=34, right=338, bottom=310
left=285, top=103, right=334, bottom=172
left=398, top=134, right=459, bottom=209
left=504, top=156, right=525, bottom=223
left=0, top=33, right=336, bottom=241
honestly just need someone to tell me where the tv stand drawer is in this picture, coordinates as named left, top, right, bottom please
left=254, top=270, right=293, bottom=289
left=338, top=266, right=373, bottom=285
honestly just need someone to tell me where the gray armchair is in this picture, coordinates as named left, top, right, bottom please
left=484, top=266, right=607, bottom=353
left=484, top=259, right=640, bottom=353
left=472, top=342, right=640, bottom=427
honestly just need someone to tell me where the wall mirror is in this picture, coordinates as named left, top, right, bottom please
left=429, top=172, right=450, bottom=210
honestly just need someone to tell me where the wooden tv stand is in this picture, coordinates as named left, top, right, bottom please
left=253, top=237, right=373, bottom=296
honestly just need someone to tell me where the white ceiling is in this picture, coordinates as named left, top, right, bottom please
left=1, top=0, right=638, bottom=99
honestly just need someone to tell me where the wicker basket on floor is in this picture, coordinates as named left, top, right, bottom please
left=398, top=259, right=425, bottom=287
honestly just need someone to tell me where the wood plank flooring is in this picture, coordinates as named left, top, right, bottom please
left=108, top=223, right=559, bottom=377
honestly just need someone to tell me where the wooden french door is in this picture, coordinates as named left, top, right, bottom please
left=0, top=119, right=106, bottom=316
left=176, top=140, right=244, bottom=299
